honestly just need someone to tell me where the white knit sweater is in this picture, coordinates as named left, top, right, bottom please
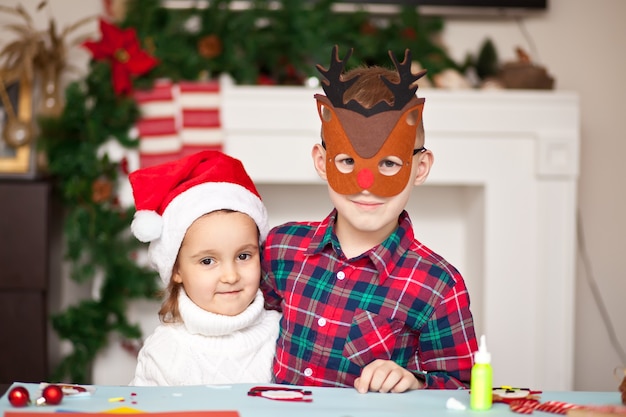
left=130, top=289, right=280, bottom=386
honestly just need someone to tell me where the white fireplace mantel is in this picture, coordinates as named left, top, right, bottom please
left=222, top=85, right=580, bottom=391
left=93, top=85, right=579, bottom=391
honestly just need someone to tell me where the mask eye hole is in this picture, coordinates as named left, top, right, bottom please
left=378, top=156, right=404, bottom=176
left=405, top=109, right=419, bottom=126
left=321, top=105, right=332, bottom=122
left=334, top=154, right=355, bottom=173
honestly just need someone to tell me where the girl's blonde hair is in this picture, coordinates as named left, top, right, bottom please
left=158, top=278, right=183, bottom=323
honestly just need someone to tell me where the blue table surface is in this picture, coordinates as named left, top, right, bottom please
left=0, top=382, right=622, bottom=416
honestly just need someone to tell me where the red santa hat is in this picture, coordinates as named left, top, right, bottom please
left=128, top=150, right=268, bottom=284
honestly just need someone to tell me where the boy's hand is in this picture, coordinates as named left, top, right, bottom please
left=354, top=359, right=424, bottom=393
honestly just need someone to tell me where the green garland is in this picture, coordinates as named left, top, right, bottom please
left=38, top=0, right=459, bottom=383
left=38, top=62, right=160, bottom=383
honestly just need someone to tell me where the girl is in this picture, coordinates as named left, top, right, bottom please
left=128, top=150, right=280, bottom=386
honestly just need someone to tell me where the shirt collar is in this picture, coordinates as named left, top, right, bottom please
left=369, top=211, right=414, bottom=284
left=305, top=210, right=415, bottom=285
left=306, top=209, right=339, bottom=256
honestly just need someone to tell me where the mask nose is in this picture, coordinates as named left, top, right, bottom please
left=357, top=168, right=374, bottom=190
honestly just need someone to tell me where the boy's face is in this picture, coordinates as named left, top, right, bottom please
left=172, top=211, right=260, bottom=316
left=316, top=97, right=424, bottom=198
left=313, top=139, right=432, bottom=241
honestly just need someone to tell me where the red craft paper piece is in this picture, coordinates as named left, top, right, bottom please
left=5, top=412, right=239, bottom=417
left=247, top=386, right=313, bottom=402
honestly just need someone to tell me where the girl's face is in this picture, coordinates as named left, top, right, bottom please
left=173, top=210, right=260, bottom=316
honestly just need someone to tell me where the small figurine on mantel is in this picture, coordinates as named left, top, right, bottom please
left=465, top=39, right=555, bottom=90
left=497, top=47, right=555, bottom=90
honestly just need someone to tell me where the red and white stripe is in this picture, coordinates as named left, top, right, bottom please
left=535, top=400, right=581, bottom=415
left=133, top=79, right=223, bottom=168
left=179, top=80, right=223, bottom=158
left=509, top=399, right=583, bottom=415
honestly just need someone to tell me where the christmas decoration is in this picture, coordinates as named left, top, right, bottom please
left=0, top=1, right=96, bottom=117
left=38, top=61, right=160, bottom=383
left=92, top=177, right=113, bottom=203
left=35, top=0, right=464, bottom=384
left=492, top=387, right=626, bottom=416
left=121, top=0, right=457, bottom=86
left=82, top=18, right=159, bottom=95
left=0, top=75, right=33, bottom=147
left=8, top=386, right=30, bottom=407
left=197, top=35, right=222, bottom=59
left=133, top=79, right=224, bottom=168
left=39, top=384, right=64, bottom=406
left=178, top=80, right=223, bottom=156
left=498, top=47, right=554, bottom=90
left=474, top=38, right=500, bottom=82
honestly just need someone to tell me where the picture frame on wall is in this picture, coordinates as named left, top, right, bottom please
left=0, top=74, right=37, bottom=179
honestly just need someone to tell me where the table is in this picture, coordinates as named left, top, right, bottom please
left=0, top=382, right=622, bottom=416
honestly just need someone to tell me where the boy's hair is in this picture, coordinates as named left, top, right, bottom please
left=341, top=66, right=425, bottom=143
left=343, top=66, right=398, bottom=108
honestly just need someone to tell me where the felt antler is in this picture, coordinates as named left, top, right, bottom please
left=381, top=49, right=426, bottom=110
left=316, top=45, right=358, bottom=109
left=316, top=45, right=426, bottom=117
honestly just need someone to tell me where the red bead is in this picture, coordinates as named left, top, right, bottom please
left=42, top=384, right=64, bottom=405
left=8, top=386, right=30, bottom=407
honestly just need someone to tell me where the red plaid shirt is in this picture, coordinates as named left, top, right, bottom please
left=261, top=210, right=478, bottom=389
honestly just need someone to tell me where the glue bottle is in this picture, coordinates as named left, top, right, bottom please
left=470, top=334, right=493, bottom=411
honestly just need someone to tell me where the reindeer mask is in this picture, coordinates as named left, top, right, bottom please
left=315, top=46, right=426, bottom=197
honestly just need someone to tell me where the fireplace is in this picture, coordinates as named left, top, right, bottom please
left=93, top=83, right=580, bottom=390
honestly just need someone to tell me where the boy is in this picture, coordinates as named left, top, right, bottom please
left=260, top=46, right=478, bottom=392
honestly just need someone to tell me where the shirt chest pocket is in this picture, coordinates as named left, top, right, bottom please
left=342, top=308, right=405, bottom=368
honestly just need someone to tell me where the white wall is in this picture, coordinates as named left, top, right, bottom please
left=441, top=0, right=626, bottom=391
left=4, top=0, right=625, bottom=391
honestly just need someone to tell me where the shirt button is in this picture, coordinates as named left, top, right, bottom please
left=304, top=368, right=313, bottom=377
left=318, top=317, right=327, bottom=327
left=337, top=271, right=346, bottom=280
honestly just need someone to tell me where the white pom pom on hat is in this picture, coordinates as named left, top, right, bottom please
left=131, top=210, right=163, bottom=243
left=128, top=150, right=269, bottom=284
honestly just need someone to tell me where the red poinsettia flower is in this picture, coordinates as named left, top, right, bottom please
left=83, top=18, right=159, bottom=95
left=401, top=27, right=418, bottom=41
